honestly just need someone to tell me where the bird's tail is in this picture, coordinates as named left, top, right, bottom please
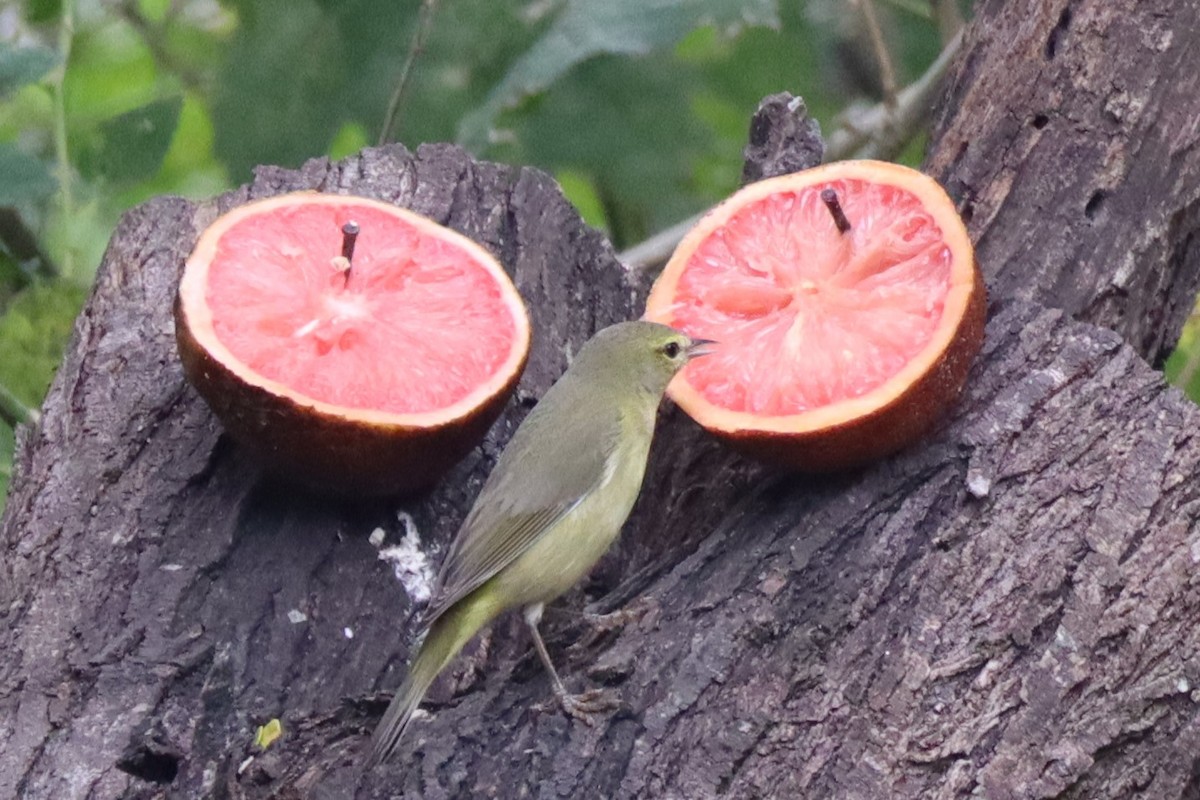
left=366, top=590, right=499, bottom=768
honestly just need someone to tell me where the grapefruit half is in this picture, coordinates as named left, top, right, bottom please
left=644, top=160, right=985, bottom=471
left=176, top=192, right=531, bottom=495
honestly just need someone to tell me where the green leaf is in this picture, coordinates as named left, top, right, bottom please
left=458, top=0, right=780, bottom=151
left=76, top=96, right=184, bottom=185
left=554, top=169, right=609, bottom=233
left=211, top=0, right=364, bottom=180
left=24, top=0, right=64, bottom=24
left=0, top=43, right=58, bottom=98
left=0, top=143, right=56, bottom=205
left=328, top=120, right=369, bottom=160
left=136, top=0, right=172, bottom=23
left=62, top=21, right=160, bottom=126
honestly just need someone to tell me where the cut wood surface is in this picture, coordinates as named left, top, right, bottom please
left=4, top=1, right=1200, bottom=798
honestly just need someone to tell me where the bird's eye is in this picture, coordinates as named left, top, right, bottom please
left=662, top=341, right=682, bottom=359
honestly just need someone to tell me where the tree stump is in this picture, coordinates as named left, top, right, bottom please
left=5, top=1, right=1200, bottom=798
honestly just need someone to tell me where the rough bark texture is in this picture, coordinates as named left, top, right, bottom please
left=5, top=0, right=1200, bottom=798
left=926, top=0, right=1200, bottom=365
left=739, top=93, right=825, bottom=186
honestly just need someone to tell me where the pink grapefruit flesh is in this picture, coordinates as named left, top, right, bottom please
left=199, top=199, right=521, bottom=417
left=176, top=192, right=531, bottom=495
left=645, top=160, right=985, bottom=470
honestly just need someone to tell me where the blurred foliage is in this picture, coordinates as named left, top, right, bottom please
left=0, top=281, right=85, bottom=403
left=1165, top=310, right=1200, bottom=398
left=0, top=0, right=972, bottom=512
left=0, top=280, right=87, bottom=500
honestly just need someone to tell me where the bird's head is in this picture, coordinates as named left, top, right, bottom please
left=574, top=320, right=716, bottom=398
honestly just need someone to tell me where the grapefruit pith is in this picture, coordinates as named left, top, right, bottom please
left=176, top=192, right=531, bottom=495
left=644, top=160, right=985, bottom=470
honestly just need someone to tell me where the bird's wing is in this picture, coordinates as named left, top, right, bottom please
left=421, top=383, right=624, bottom=627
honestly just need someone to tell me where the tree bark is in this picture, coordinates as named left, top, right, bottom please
left=5, top=1, right=1200, bottom=798
left=927, top=0, right=1200, bottom=363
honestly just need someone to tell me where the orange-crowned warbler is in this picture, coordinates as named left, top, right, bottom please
left=367, top=320, right=714, bottom=767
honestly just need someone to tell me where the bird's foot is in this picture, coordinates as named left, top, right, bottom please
left=540, top=686, right=621, bottom=724
left=582, top=595, right=659, bottom=633
left=568, top=596, right=660, bottom=658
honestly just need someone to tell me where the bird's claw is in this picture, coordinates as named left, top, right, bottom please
left=535, top=686, right=620, bottom=723
left=581, top=595, right=659, bottom=634
left=568, top=596, right=661, bottom=658
left=554, top=687, right=621, bottom=724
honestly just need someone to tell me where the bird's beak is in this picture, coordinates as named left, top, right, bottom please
left=686, top=338, right=718, bottom=359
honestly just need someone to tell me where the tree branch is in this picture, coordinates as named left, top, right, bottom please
left=0, top=381, right=38, bottom=428
left=377, top=0, right=440, bottom=146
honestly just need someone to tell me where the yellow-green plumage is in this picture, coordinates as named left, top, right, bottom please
left=367, top=320, right=711, bottom=768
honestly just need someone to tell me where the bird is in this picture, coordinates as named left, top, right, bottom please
left=366, top=320, right=714, bottom=767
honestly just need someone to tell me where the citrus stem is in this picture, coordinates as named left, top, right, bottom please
left=341, top=222, right=360, bottom=262
left=820, top=189, right=853, bottom=234
left=340, top=221, right=360, bottom=288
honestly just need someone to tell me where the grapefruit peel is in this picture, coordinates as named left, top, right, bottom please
left=176, top=192, right=531, bottom=495
left=644, top=160, right=985, bottom=470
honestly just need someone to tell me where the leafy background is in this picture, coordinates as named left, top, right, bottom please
left=9, top=0, right=1172, bottom=516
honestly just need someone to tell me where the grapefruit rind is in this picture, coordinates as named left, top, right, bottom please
left=645, top=160, right=985, bottom=470
left=176, top=192, right=531, bottom=495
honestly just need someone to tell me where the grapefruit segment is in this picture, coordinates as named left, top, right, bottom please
left=645, top=160, right=985, bottom=470
left=177, top=192, right=531, bottom=495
